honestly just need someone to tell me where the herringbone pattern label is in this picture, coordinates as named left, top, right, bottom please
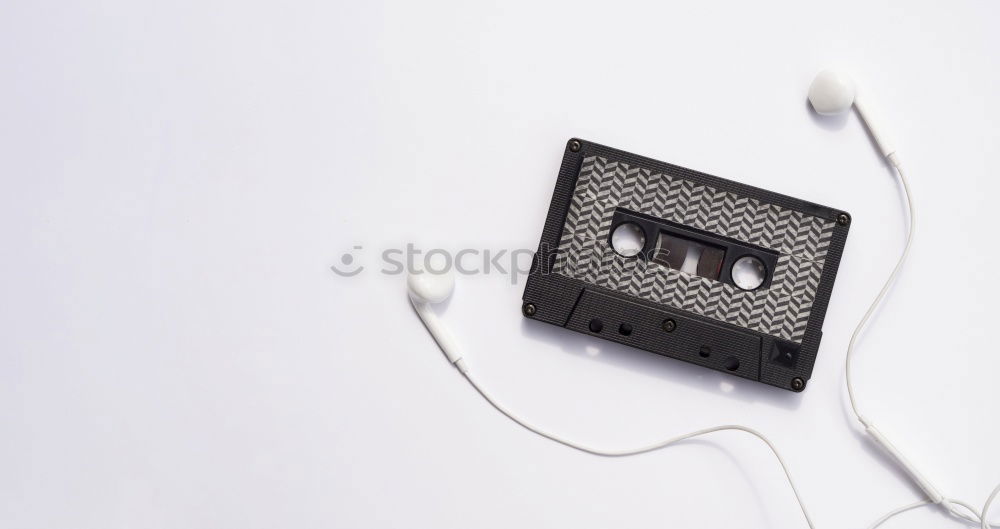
left=554, top=156, right=834, bottom=343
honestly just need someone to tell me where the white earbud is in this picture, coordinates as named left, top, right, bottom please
left=407, top=270, right=467, bottom=371
left=807, top=70, right=857, bottom=115
left=407, top=270, right=455, bottom=305
left=808, top=69, right=898, bottom=162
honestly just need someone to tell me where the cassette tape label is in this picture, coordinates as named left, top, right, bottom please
left=553, top=155, right=834, bottom=344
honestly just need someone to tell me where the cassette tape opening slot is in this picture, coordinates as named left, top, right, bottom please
left=652, top=230, right=727, bottom=281
left=609, top=207, right=779, bottom=291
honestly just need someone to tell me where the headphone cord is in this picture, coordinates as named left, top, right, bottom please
left=439, top=156, right=998, bottom=528
left=844, top=154, right=914, bottom=422
left=461, top=368, right=817, bottom=527
left=844, top=156, right=999, bottom=528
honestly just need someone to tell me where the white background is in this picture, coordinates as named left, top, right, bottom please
left=2, top=1, right=998, bottom=528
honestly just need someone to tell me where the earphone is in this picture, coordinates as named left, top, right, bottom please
left=407, top=271, right=467, bottom=372
left=409, top=69, right=1000, bottom=528
left=808, top=69, right=897, bottom=161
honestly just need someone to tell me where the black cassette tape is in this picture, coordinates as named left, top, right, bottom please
left=522, top=139, right=851, bottom=391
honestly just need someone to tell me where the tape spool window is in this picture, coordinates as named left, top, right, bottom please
left=606, top=208, right=778, bottom=292
left=652, top=231, right=726, bottom=280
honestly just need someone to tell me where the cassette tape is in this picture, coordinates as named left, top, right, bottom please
left=522, top=139, right=851, bottom=391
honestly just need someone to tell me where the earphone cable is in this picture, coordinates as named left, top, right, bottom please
left=447, top=157, right=999, bottom=528
left=866, top=500, right=932, bottom=529
left=419, top=145, right=998, bottom=529
left=845, top=157, right=999, bottom=528
left=460, top=369, right=817, bottom=529
left=844, top=155, right=914, bottom=423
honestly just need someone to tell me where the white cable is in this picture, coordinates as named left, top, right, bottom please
left=845, top=156, right=999, bottom=528
left=866, top=500, right=932, bottom=529
left=865, top=496, right=1000, bottom=529
left=459, top=369, right=816, bottom=528
left=423, top=149, right=997, bottom=529
left=983, top=483, right=1000, bottom=529
left=950, top=499, right=983, bottom=524
left=844, top=154, right=915, bottom=422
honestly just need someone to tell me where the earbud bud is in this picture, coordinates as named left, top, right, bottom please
left=407, top=269, right=455, bottom=304
left=807, top=70, right=856, bottom=115
left=407, top=270, right=466, bottom=371
left=808, top=69, right=898, bottom=163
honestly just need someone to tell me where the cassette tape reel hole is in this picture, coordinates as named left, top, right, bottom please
left=610, top=222, right=646, bottom=257
left=731, top=255, right=767, bottom=291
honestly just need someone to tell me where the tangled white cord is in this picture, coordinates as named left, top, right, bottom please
left=418, top=157, right=998, bottom=528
